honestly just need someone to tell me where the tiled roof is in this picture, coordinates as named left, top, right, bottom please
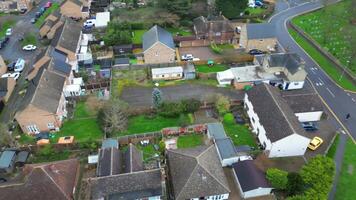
left=142, top=25, right=175, bottom=52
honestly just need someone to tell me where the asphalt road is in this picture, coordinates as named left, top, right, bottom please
left=269, top=0, right=356, bottom=141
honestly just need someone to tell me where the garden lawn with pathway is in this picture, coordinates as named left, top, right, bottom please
left=177, top=134, right=203, bottom=149
left=196, top=64, right=229, bottom=73
left=335, top=139, right=356, bottom=199
left=35, top=3, right=60, bottom=28
left=289, top=28, right=356, bottom=91
left=291, top=0, right=355, bottom=75
left=0, top=19, right=15, bottom=38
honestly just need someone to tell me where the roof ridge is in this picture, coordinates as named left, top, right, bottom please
left=176, top=164, right=199, bottom=200
left=167, top=148, right=200, bottom=159
left=89, top=168, right=160, bottom=180
left=40, top=166, right=71, bottom=200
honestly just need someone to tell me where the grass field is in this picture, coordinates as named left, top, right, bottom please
left=132, top=29, right=146, bottom=44
left=21, top=33, right=37, bottom=46
left=0, top=20, right=15, bottom=38
left=335, top=139, right=356, bottom=199
left=291, top=0, right=355, bottom=75
left=35, top=3, right=60, bottom=28
left=195, top=64, right=229, bottom=73
left=289, top=28, right=356, bottom=91
left=177, top=134, right=203, bottom=149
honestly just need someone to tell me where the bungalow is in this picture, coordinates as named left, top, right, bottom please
left=60, top=0, right=89, bottom=19
left=0, top=159, right=80, bottom=200
left=232, top=160, right=273, bottom=198
left=0, top=150, right=16, bottom=173
left=151, top=66, right=183, bottom=81
left=239, top=23, right=277, bottom=52
left=166, top=145, right=231, bottom=200
left=143, top=25, right=176, bottom=64
left=193, top=15, right=235, bottom=44
left=0, top=77, right=16, bottom=102
left=244, top=84, right=310, bottom=158
left=15, top=69, right=67, bottom=134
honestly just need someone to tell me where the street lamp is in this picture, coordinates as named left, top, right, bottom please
left=339, top=60, right=350, bottom=81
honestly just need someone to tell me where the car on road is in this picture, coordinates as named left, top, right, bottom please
left=14, top=58, right=25, bottom=72
left=248, top=49, right=266, bottom=55
left=35, top=12, right=41, bottom=18
left=44, top=1, right=52, bottom=8
left=22, top=45, right=37, bottom=51
left=5, top=28, right=12, bottom=36
left=31, top=18, right=37, bottom=24
left=301, top=122, right=318, bottom=131
left=1, top=72, right=20, bottom=81
left=308, top=136, right=323, bottom=150
left=181, top=54, right=194, bottom=61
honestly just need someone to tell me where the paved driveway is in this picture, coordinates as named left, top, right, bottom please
left=120, top=84, right=244, bottom=107
left=179, top=47, right=221, bottom=60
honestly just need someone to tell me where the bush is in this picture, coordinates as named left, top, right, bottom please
left=180, top=99, right=201, bottom=113
left=178, top=113, right=189, bottom=127
left=216, top=0, right=248, bottom=19
left=266, top=168, right=288, bottom=190
left=286, top=172, right=305, bottom=196
left=210, top=43, right=223, bottom=54
left=158, top=102, right=182, bottom=118
left=223, top=113, right=234, bottom=124
left=130, top=22, right=146, bottom=30
left=215, top=94, right=230, bottom=115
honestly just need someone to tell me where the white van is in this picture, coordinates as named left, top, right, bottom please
left=14, top=58, right=25, bottom=72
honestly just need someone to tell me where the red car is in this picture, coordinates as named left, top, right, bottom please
left=44, top=2, right=52, bottom=8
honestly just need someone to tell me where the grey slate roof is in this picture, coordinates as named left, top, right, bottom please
left=267, top=53, right=304, bottom=75
left=0, top=151, right=16, bottom=168
left=215, top=138, right=238, bottom=160
left=246, top=84, right=309, bottom=142
left=167, top=145, right=230, bottom=200
left=246, top=23, right=276, bottom=40
left=232, top=160, right=271, bottom=192
left=15, top=151, right=30, bottom=163
left=123, top=143, right=144, bottom=173
left=142, top=25, right=175, bottom=52
left=193, top=15, right=234, bottom=36
left=114, top=58, right=130, bottom=65
left=54, top=18, right=82, bottom=53
left=48, top=58, right=72, bottom=76
left=97, top=147, right=121, bottom=177
left=207, top=122, right=227, bottom=139
left=89, top=169, right=162, bottom=199
left=102, top=138, right=119, bottom=149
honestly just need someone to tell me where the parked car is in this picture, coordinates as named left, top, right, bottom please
left=248, top=49, right=266, bottom=55
left=234, top=113, right=245, bottom=124
left=35, top=12, right=41, bottom=18
left=0, top=178, right=7, bottom=183
left=84, top=19, right=95, bottom=28
left=30, top=18, right=37, bottom=24
left=40, top=7, right=46, bottom=14
left=7, top=62, right=16, bottom=71
left=0, top=37, right=9, bottom=49
left=1, top=72, right=20, bottom=81
left=44, top=1, right=52, bottom=8
left=14, top=58, right=25, bottom=72
left=19, top=8, right=27, bottom=14
left=181, top=54, right=194, bottom=61
left=308, top=136, right=323, bottom=150
left=5, top=28, right=12, bottom=36
left=301, top=122, right=318, bottom=131
left=22, top=45, right=37, bottom=51
left=255, top=1, right=263, bottom=7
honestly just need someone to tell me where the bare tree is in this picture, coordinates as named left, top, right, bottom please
left=98, top=99, right=128, bottom=137
left=0, top=123, right=13, bottom=148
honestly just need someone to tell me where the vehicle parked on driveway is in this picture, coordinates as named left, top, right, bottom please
left=14, top=58, right=25, bottom=72
left=308, top=136, right=323, bottom=150
left=5, top=28, right=12, bottom=36
left=181, top=54, right=194, bottom=61
left=1, top=72, right=20, bottom=81
left=233, top=112, right=245, bottom=124
left=22, top=45, right=37, bottom=51
left=248, top=49, right=266, bottom=55
left=84, top=19, right=95, bottom=28
left=301, top=122, right=318, bottom=131
left=44, top=1, right=52, bottom=8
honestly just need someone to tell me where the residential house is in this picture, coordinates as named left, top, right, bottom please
left=232, top=160, right=273, bottom=198
left=143, top=25, right=176, bottom=64
left=0, top=159, right=80, bottom=200
left=193, top=15, right=235, bottom=44
left=0, top=150, right=16, bottom=173
left=0, top=55, right=7, bottom=76
left=244, top=83, right=311, bottom=157
left=0, top=77, right=16, bottom=102
left=90, top=0, right=110, bottom=13
left=216, top=53, right=307, bottom=90
left=166, top=145, right=231, bottom=200
left=39, top=11, right=64, bottom=39
left=15, top=69, right=67, bottom=134
left=0, top=0, right=32, bottom=13
left=60, top=0, right=89, bottom=19
left=151, top=66, right=183, bottom=81
left=240, top=23, right=277, bottom=52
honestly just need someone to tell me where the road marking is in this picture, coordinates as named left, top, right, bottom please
left=352, top=98, right=356, bottom=102
left=318, top=77, right=324, bottom=85
left=347, top=93, right=350, bottom=96
left=326, top=87, right=335, bottom=98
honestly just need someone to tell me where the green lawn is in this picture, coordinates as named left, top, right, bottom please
left=223, top=113, right=257, bottom=147
left=196, top=64, right=229, bottom=73
left=118, top=114, right=190, bottom=136
left=335, top=139, right=356, bottom=199
left=326, top=134, right=340, bottom=158
left=35, top=3, right=60, bottom=28
left=167, top=27, right=192, bottom=36
left=130, top=58, right=137, bottom=64
left=137, top=144, right=160, bottom=161
left=0, top=20, right=15, bottom=38
left=74, top=101, right=96, bottom=118
left=132, top=30, right=146, bottom=44
left=21, top=33, right=37, bottom=46
left=216, top=44, right=234, bottom=50
left=177, top=134, right=203, bottom=149
left=289, top=28, right=356, bottom=91
left=245, top=7, right=266, bottom=15
left=291, top=0, right=355, bottom=75
left=30, top=149, right=71, bottom=163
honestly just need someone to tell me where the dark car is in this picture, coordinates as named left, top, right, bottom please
left=7, top=62, right=16, bottom=71
left=30, top=18, right=36, bottom=24
left=0, top=178, right=7, bottom=183
left=248, top=49, right=266, bottom=55
left=0, top=37, right=9, bottom=49
left=233, top=111, right=245, bottom=124
left=301, top=122, right=318, bottom=131
left=35, top=12, right=41, bottom=18
left=40, top=7, right=46, bottom=14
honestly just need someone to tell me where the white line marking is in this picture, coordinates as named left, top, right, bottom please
left=352, top=98, right=355, bottom=102
left=347, top=93, right=351, bottom=96
left=326, top=87, right=336, bottom=98
left=318, top=77, right=324, bottom=84
left=311, top=70, right=316, bottom=74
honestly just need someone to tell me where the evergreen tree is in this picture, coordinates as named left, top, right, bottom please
left=152, top=88, right=162, bottom=109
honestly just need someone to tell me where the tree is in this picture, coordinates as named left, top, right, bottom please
left=158, top=140, right=166, bottom=155
left=132, top=0, right=138, bottom=8
left=158, top=102, right=181, bottom=118
left=158, top=0, right=192, bottom=18
left=180, top=98, right=201, bottom=113
left=98, top=99, right=128, bottom=136
left=103, top=22, right=132, bottom=46
left=0, top=123, right=13, bottom=148
left=178, top=113, right=189, bottom=127
left=215, top=94, right=230, bottom=115
left=152, top=88, right=163, bottom=109
left=286, top=172, right=305, bottom=196
left=266, top=168, right=288, bottom=190
left=300, top=155, right=335, bottom=200
left=215, top=0, right=248, bottom=19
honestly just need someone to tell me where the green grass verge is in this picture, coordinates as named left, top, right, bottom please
left=289, top=28, right=356, bottom=91
left=21, top=33, right=37, bottom=46
left=167, top=27, right=192, bottom=36
left=34, top=3, right=60, bottom=28
left=245, top=7, right=266, bottom=15
left=326, top=134, right=340, bottom=158
left=74, top=101, right=96, bottom=118
left=177, top=134, right=203, bottom=149
left=0, top=20, right=15, bottom=38
left=118, top=114, right=189, bottom=136
left=335, top=139, right=356, bottom=199
left=196, top=64, right=229, bottom=73
left=132, top=29, right=146, bottom=44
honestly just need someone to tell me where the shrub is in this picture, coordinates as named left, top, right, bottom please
left=210, top=43, right=223, bottom=54
left=158, top=102, right=182, bottom=118
left=178, top=113, right=189, bottom=127
left=180, top=99, right=201, bottom=113
left=266, top=168, right=288, bottom=190
left=223, top=113, right=234, bottom=124
left=215, top=95, right=230, bottom=115
left=286, top=172, right=305, bottom=196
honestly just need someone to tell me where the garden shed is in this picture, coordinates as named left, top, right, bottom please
left=183, top=63, right=196, bottom=80
left=0, top=150, right=16, bottom=173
